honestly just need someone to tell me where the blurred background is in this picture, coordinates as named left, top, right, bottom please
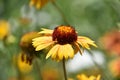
left=0, top=0, right=120, bottom=80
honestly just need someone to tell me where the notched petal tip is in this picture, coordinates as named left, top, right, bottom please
left=41, top=28, right=50, bottom=31
left=35, top=47, right=40, bottom=51
left=46, top=56, right=49, bottom=59
left=46, top=52, right=52, bottom=59
left=32, top=37, right=38, bottom=41
left=77, top=36, right=97, bottom=50
left=38, top=28, right=53, bottom=35
left=93, top=43, right=98, bottom=47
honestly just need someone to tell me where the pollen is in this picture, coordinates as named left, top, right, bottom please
left=52, top=26, right=77, bottom=45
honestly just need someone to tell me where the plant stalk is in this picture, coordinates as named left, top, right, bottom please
left=62, top=59, right=68, bottom=80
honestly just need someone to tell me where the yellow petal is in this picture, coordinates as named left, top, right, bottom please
left=58, top=44, right=68, bottom=60
left=17, top=53, right=33, bottom=73
left=41, top=28, right=52, bottom=31
left=32, top=36, right=54, bottom=51
left=29, top=0, right=36, bottom=6
left=51, top=45, right=60, bottom=60
left=58, top=46, right=64, bottom=60
left=48, top=44, right=74, bottom=61
left=38, top=28, right=53, bottom=35
left=96, top=75, right=101, bottom=80
left=77, top=74, right=88, bottom=80
left=57, top=44, right=74, bottom=60
left=62, top=45, right=69, bottom=59
left=32, top=36, right=52, bottom=47
left=81, top=74, right=88, bottom=79
left=35, top=41, right=54, bottom=51
left=36, top=0, right=41, bottom=9
left=77, top=36, right=97, bottom=50
left=89, top=75, right=101, bottom=80
left=65, top=44, right=74, bottom=59
left=29, top=0, right=51, bottom=9
left=77, top=74, right=101, bottom=80
left=46, top=44, right=59, bottom=59
left=89, top=76, right=96, bottom=80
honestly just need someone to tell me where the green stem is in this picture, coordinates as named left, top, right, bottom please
left=34, top=59, right=43, bottom=80
left=63, top=59, right=67, bottom=80
left=51, top=1, right=69, bottom=25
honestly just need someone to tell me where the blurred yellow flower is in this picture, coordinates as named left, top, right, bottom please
left=20, top=32, right=41, bottom=65
left=77, top=74, right=101, bottom=80
left=20, top=32, right=40, bottom=46
left=29, top=0, right=53, bottom=9
left=17, top=53, right=33, bottom=73
left=32, top=25, right=97, bottom=61
left=0, top=20, right=10, bottom=40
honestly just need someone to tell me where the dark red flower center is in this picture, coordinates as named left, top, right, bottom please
left=52, top=26, right=77, bottom=45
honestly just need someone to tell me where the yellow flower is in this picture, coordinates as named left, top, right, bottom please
left=0, top=20, right=10, bottom=40
left=29, top=0, right=53, bottom=9
left=20, top=32, right=41, bottom=65
left=77, top=74, right=101, bottom=80
left=17, top=53, right=33, bottom=73
left=32, top=25, right=97, bottom=61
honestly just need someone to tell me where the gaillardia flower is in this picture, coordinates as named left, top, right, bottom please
left=17, top=53, right=33, bottom=73
left=32, top=25, right=97, bottom=61
left=29, top=0, right=53, bottom=9
left=20, top=32, right=41, bottom=65
left=0, top=20, right=10, bottom=40
left=77, top=74, right=101, bottom=80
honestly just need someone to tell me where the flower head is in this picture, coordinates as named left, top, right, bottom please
left=29, top=0, right=53, bottom=9
left=0, top=20, right=10, bottom=40
left=32, top=25, right=97, bottom=61
left=20, top=32, right=41, bottom=64
left=77, top=74, right=101, bottom=80
left=17, top=53, right=33, bottom=73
